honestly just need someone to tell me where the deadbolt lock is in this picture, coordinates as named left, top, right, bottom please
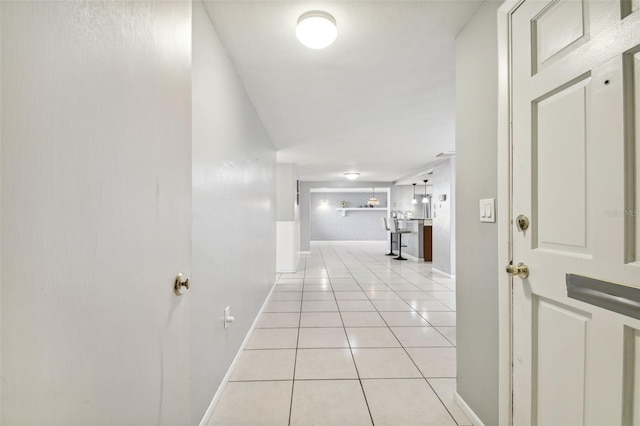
left=516, top=214, right=529, bottom=232
left=174, top=273, right=190, bottom=296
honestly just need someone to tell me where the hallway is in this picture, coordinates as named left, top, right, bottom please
left=210, top=243, right=471, bottom=425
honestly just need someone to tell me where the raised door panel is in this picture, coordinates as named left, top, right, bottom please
left=533, top=75, right=590, bottom=256
left=534, top=299, right=590, bottom=425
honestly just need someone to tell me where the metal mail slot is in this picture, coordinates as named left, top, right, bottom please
left=566, top=274, right=640, bottom=320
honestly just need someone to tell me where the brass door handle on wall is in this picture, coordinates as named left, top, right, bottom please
left=174, top=273, right=190, bottom=295
left=506, top=262, right=529, bottom=279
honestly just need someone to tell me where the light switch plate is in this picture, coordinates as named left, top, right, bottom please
left=480, top=198, right=496, bottom=223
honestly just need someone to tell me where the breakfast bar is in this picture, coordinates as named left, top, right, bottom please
left=391, top=218, right=433, bottom=262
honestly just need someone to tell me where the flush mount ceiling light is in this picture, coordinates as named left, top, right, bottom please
left=344, top=172, right=360, bottom=180
left=296, top=11, right=337, bottom=49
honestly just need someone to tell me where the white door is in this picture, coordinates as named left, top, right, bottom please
left=511, top=0, right=640, bottom=424
left=1, top=2, right=192, bottom=424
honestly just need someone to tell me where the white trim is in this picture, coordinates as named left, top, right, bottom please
left=307, top=241, right=424, bottom=263
left=300, top=251, right=311, bottom=255
left=310, top=240, right=386, bottom=244
left=454, top=392, right=486, bottom=426
left=396, top=252, right=422, bottom=263
left=198, top=279, right=278, bottom=426
left=336, top=207, right=389, bottom=217
left=431, top=267, right=456, bottom=278
left=497, top=2, right=524, bottom=425
left=310, top=187, right=390, bottom=194
left=336, top=208, right=388, bottom=211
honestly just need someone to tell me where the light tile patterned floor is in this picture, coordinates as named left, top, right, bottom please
left=209, top=242, right=471, bottom=426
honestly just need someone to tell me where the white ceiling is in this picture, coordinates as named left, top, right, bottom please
left=203, top=0, right=483, bottom=182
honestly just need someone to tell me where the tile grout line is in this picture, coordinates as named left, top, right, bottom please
left=322, top=244, right=376, bottom=426
left=300, top=243, right=463, bottom=426
left=381, top=311, right=460, bottom=425
left=338, top=243, right=461, bottom=426
left=287, top=255, right=307, bottom=426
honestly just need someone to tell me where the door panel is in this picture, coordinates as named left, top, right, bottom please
left=623, top=326, right=640, bottom=423
left=533, top=0, right=589, bottom=73
left=534, top=75, right=589, bottom=253
left=534, top=298, right=589, bottom=425
left=1, top=2, right=192, bottom=424
left=511, top=1, right=640, bottom=424
left=629, top=49, right=640, bottom=264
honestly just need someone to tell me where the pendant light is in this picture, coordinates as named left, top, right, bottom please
left=422, top=179, right=429, bottom=203
left=411, top=183, right=417, bottom=204
left=368, top=188, right=380, bottom=206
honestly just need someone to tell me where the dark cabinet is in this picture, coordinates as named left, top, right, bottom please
left=423, top=225, right=433, bottom=262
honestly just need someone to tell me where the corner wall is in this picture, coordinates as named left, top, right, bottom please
left=192, top=2, right=276, bottom=421
left=432, top=158, right=456, bottom=275
left=455, top=1, right=501, bottom=424
left=276, top=164, right=300, bottom=272
left=0, top=1, right=3, bottom=417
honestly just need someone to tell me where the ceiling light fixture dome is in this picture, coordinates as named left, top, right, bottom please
left=344, top=172, right=360, bottom=180
left=296, top=11, right=337, bottom=49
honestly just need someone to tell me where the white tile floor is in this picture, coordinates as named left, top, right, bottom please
left=209, top=242, right=471, bottom=426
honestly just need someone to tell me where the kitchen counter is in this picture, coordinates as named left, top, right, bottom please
left=391, top=218, right=432, bottom=261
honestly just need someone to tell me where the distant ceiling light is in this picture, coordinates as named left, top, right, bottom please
left=411, top=183, right=418, bottom=205
left=344, top=172, right=360, bottom=180
left=296, top=11, right=337, bottom=49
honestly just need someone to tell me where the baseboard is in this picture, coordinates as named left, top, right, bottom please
left=276, top=268, right=297, bottom=273
left=454, top=392, right=485, bottom=426
left=397, top=252, right=423, bottom=262
left=300, top=251, right=311, bottom=255
left=310, top=240, right=386, bottom=244
left=198, top=280, right=278, bottom=426
left=431, top=267, right=456, bottom=278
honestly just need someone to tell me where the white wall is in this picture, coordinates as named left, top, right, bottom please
left=192, top=2, right=276, bottom=422
left=455, top=1, right=501, bottom=424
left=277, top=164, right=297, bottom=222
left=310, top=192, right=387, bottom=241
left=450, top=160, right=456, bottom=274
left=432, top=158, right=456, bottom=275
left=0, top=2, right=3, bottom=418
left=390, top=184, right=433, bottom=218
left=1, top=2, right=193, bottom=424
left=299, top=181, right=393, bottom=251
left=276, top=164, right=299, bottom=272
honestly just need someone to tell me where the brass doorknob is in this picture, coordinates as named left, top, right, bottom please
left=174, top=273, right=190, bottom=295
left=506, top=262, right=529, bottom=279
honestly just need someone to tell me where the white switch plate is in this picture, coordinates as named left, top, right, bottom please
left=479, top=199, right=495, bottom=223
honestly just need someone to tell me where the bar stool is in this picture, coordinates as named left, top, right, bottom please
left=389, top=218, right=411, bottom=261
left=381, top=217, right=396, bottom=256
